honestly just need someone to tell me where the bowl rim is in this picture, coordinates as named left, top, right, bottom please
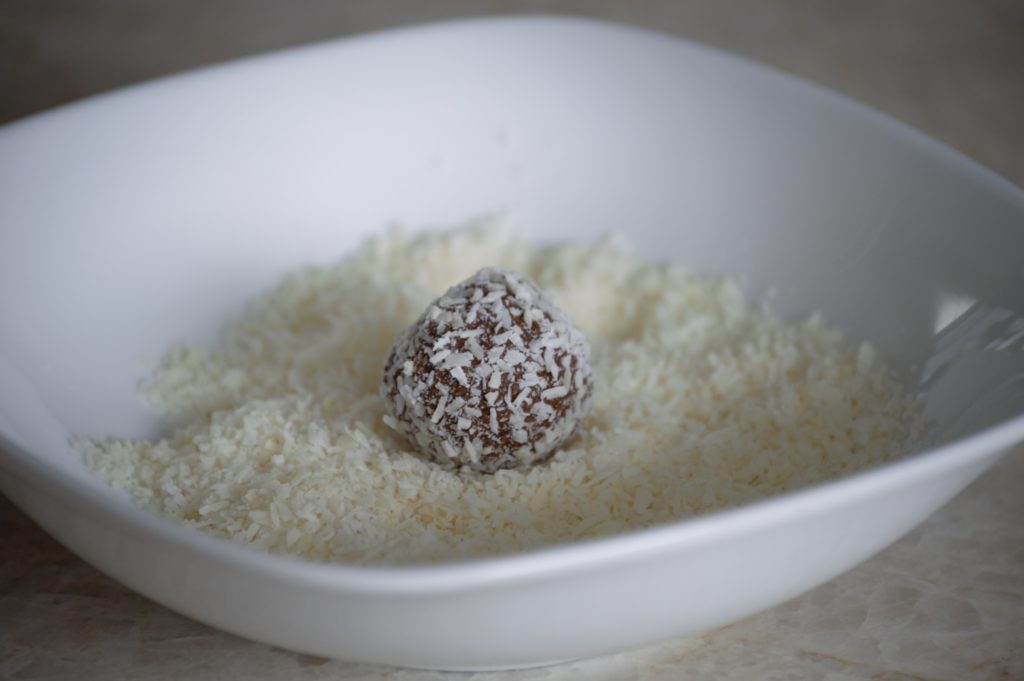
left=3, top=408, right=1023, bottom=593
left=2, top=14, right=1023, bottom=594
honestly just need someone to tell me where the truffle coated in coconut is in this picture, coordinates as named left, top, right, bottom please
left=381, top=267, right=594, bottom=473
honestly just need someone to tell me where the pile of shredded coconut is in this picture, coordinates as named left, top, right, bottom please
left=81, top=220, right=921, bottom=565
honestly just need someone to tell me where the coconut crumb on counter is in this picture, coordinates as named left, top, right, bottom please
left=80, top=219, right=922, bottom=565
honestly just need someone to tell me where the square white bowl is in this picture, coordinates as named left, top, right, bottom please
left=1, top=16, right=1023, bottom=671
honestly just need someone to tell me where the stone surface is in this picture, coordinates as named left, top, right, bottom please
left=2, top=1, right=1023, bottom=679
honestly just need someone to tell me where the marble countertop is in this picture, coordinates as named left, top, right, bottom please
left=2, top=2, right=1023, bottom=679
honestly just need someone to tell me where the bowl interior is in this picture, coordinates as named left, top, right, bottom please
left=1, top=17, right=1023, bottom=504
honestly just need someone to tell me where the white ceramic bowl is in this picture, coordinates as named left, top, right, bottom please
left=1, top=16, right=1023, bottom=671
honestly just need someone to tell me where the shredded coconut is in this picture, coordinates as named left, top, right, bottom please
left=79, top=219, right=922, bottom=565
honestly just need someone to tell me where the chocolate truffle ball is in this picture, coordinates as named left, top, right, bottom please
left=381, top=267, right=594, bottom=473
